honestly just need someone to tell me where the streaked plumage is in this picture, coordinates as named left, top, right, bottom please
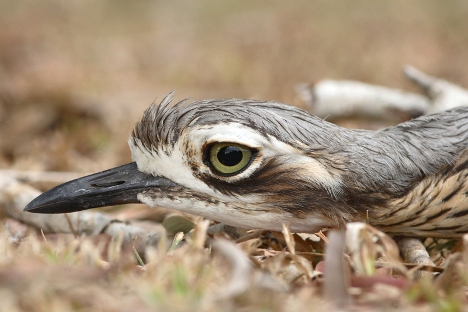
left=25, top=93, right=468, bottom=237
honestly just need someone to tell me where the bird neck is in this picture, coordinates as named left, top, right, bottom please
left=343, top=109, right=468, bottom=195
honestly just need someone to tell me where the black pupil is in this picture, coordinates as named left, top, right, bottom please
left=217, top=146, right=243, bottom=166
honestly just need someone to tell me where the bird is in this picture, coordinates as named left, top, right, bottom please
left=24, top=92, right=468, bottom=238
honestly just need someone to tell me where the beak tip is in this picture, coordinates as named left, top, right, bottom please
left=23, top=195, right=51, bottom=213
left=23, top=192, right=75, bottom=214
left=23, top=195, right=39, bottom=212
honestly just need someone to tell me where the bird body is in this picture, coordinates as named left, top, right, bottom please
left=25, top=93, right=468, bottom=237
left=379, top=151, right=468, bottom=236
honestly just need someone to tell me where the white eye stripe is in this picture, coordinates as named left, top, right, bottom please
left=129, top=121, right=340, bottom=200
left=130, top=138, right=218, bottom=196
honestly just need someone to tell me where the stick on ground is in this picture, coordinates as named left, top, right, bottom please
left=0, top=173, right=166, bottom=255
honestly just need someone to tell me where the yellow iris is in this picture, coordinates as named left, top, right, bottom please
left=209, top=143, right=253, bottom=175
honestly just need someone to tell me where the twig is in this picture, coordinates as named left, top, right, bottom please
left=346, top=222, right=405, bottom=276
left=296, top=80, right=430, bottom=121
left=64, top=214, right=77, bottom=238
left=396, top=237, right=435, bottom=279
left=132, top=235, right=146, bottom=268
left=296, top=66, right=468, bottom=123
left=374, top=261, right=443, bottom=273
left=168, top=232, right=184, bottom=251
left=324, top=230, right=351, bottom=308
left=396, top=237, right=434, bottom=265
left=212, top=239, right=254, bottom=300
left=404, top=65, right=468, bottom=114
left=0, top=169, right=87, bottom=185
left=234, top=229, right=267, bottom=244
left=0, top=173, right=166, bottom=255
left=282, top=223, right=314, bottom=280
left=40, top=229, right=49, bottom=245
left=314, top=230, right=329, bottom=243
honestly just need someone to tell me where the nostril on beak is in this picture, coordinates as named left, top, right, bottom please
left=91, top=181, right=126, bottom=188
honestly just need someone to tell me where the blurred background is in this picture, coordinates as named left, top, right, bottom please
left=1, top=0, right=467, bottom=174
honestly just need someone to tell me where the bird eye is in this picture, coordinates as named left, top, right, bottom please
left=208, top=143, right=254, bottom=175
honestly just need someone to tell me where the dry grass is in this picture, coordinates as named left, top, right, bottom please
left=2, top=217, right=468, bottom=311
left=1, top=1, right=468, bottom=311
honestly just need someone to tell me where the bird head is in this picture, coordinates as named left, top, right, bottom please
left=25, top=92, right=369, bottom=232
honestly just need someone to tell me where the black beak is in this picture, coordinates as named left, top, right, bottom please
left=24, top=162, right=178, bottom=214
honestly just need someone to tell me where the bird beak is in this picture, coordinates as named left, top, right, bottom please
left=24, top=162, right=178, bottom=214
